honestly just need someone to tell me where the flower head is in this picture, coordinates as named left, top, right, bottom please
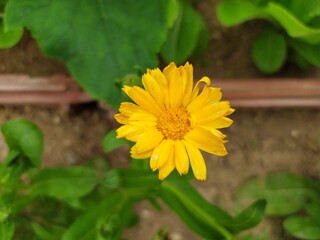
left=115, top=62, right=234, bottom=180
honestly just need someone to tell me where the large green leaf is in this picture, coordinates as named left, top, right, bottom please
left=0, top=20, right=23, bottom=48
left=217, top=0, right=268, bottom=27
left=161, top=0, right=209, bottom=64
left=30, top=166, right=98, bottom=201
left=236, top=172, right=320, bottom=216
left=251, top=26, right=287, bottom=74
left=1, top=119, right=44, bottom=167
left=5, top=0, right=175, bottom=107
left=284, top=216, right=320, bottom=240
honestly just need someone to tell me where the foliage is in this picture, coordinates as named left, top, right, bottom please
left=0, top=119, right=267, bottom=239
left=237, top=172, right=320, bottom=239
left=3, top=0, right=208, bottom=108
left=217, top=0, right=320, bottom=74
left=0, top=0, right=22, bottom=48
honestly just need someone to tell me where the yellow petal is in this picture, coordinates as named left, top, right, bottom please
left=207, top=87, right=222, bottom=104
left=125, top=129, right=145, bottom=142
left=183, top=140, right=206, bottom=180
left=188, top=76, right=211, bottom=103
left=119, top=102, right=141, bottom=116
left=184, top=126, right=227, bottom=156
left=158, top=157, right=175, bottom=180
left=158, top=141, right=175, bottom=180
left=132, top=128, right=163, bottom=153
left=116, top=125, right=144, bottom=139
left=191, top=101, right=231, bottom=124
left=130, top=148, right=152, bottom=159
left=164, top=62, right=183, bottom=107
left=148, top=68, right=170, bottom=107
left=225, top=108, right=235, bottom=116
left=142, top=73, right=164, bottom=107
left=186, top=85, right=211, bottom=113
left=150, top=139, right=174, bottom=171
left=204, top=117, right=233, bottom=129
left=122, top=86, right=162, bottom=116
left=174, top=140, right=189, bottom=175
left=128, top=111, right=157, bottom=127
left=180, top=62, right=193, bottom=105
left=114, top=113, right=128, bottom=124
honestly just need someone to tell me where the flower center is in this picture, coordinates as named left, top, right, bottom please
left=156, top=107, right=192, bottom=140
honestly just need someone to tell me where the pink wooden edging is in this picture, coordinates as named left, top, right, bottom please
left=214, top=79, right=320, bottom=108
left=0, top=75, right=92, bottom=105
left=0, top=75, right=320, bottom=107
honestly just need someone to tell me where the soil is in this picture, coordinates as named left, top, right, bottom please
left=1, top=0, right=320, bottom=239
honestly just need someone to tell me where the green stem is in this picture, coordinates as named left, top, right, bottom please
left=162, top=182, right=233, bottom=240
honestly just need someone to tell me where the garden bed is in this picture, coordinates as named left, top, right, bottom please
left=1, top=1, right=320, bottom=239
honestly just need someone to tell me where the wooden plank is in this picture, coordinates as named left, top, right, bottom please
left=0, top=75, right=320, bottom=107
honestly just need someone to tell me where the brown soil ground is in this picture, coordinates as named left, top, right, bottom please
left=1, top=0, right=320, bottom=239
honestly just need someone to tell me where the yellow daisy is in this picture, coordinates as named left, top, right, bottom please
left=115, top=62, right=234, bottom=180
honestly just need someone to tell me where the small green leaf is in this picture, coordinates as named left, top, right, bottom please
left=30, top=166, right=98, bottom=201
left=160, top=174, right=233, bottom=239
left=0, top=20, right=23, bottom=48
left=161, top=0, right=209, bottom=64
left=0, top=219, right=14, bottom=240
left=284, top=216, right=320, bottom=240
left=217, top=0, right=268, bottom=27
left=62, top=192, right=123, bottom=240
left=1, top=119, right=44, bottom=167
left=226, top=199, right=266, bottom=232
left=252, top=26, right=287, bottom=74
left=31, top=223, right=58, bottom=240
left=237, top=172, right=319, bottom=216
left=104, top=169, right=121, bottom=189
left=290, top=39, right=320, bottom=67
left=103, top=130, right=129, bottom=154
left=305, top=200, right=320, bottom=217
left=264, top=3, right=320, bottom=44
left=0, top=205, right=10, bottom=222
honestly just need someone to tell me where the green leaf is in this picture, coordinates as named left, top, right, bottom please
left=62, top=192, right=123, bottom=240
left=0, top=20, right=23, bottom=48
left=161, top=0, right=209, bottom=64
left=237, top=172, right=320, bottom=216
left=103, top=130, right=128, bottom=154
left=284, top=216, right=320, bottom=240
left=264, top=2, right=320, bottom=44
left=276, top=0, right=320, bottom=24
left=226, top=199, right=266, bottom=232
left=305, top=200, right=320, bottom=217
left=30, top=166, right=98, bottom=201
left=290, top=39, right=320, bottom=67
left=217, top=0, right=268, bottom=27
left=104, top=169, right=121, bottom=189
left=31, top=222, right=60, bottom=240
left=0, top=205, right=10, bottom=222
left=0, top=219, right=14, bottom=240
left=5, top=0, right=175, bottom=107
left=1, top=119, right=44, bottom=167
left=160, top=174, right=233, bottom=239
left=251, top=26, right=287, bottom=74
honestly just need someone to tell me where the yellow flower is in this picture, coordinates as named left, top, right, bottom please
left=115, top=62, right=234, bottom=180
